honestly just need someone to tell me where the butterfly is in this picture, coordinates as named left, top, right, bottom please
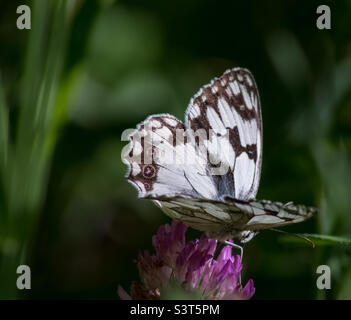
left=122, top=68, right=317, bottom=251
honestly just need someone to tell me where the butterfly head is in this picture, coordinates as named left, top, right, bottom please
left=238, top=230, right=258, bottom=243
left=206, top=227, right=258, bottom=244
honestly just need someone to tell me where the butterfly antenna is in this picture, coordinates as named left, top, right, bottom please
left=271, top=228, right=315, bottom=248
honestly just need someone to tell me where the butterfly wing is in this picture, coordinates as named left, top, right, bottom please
left=150, top=195, right=317, bottom=241
left=123, top=68, right=317, bottom=241
left=223, top=196, right=317, bottom=230
left=150, top=195, right=249, bottom=237
left=186, top=68, right=262, bottom=200
left=122, top=114, right=219, bottom=199
left=123, top=68, right=262, bottom=202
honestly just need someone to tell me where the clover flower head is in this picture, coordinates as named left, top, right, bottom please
left=118, top=221, right=255, bottom=300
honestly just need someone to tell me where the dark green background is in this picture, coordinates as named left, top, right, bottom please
left=0, top=0, right=350, bottom=299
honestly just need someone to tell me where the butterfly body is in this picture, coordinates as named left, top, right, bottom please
left=122, top=68, right=317, bottom=243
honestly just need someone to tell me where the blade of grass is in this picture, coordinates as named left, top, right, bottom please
left=0, top=74, right=9, bottom=238
left=0, top=0, right=74, bottom=299
left=0, top=75, right=9, bottom=176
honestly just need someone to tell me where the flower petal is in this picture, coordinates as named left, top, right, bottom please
left=118, top=285, right=132, bottom=300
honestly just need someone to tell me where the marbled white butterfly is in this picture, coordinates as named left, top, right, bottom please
left=122, top=68, right=317, bottom=249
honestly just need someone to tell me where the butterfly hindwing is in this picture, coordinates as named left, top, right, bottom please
left=150, top=195, right=317, bottom=240
left=223, top=196, right=317, bottom=230
left=151, top=195, right=250, bottom=237
left=123, top=114, right=219, bottom=199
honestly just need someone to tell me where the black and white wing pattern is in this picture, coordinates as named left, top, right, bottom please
left=122, top=114, right=219, bottom=199
left=186, top=68, right=262, bottom=200
left=149, top=195, right=316, bottom=242
left=122, top=68, right=317, bottom=242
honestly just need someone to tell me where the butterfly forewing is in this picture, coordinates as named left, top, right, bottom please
left=186, top=68, right=262, bottom=200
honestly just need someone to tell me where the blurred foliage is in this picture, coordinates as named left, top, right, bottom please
left=0, top=0, right=350, bottom=299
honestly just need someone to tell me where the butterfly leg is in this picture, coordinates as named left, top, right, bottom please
left=223, top=240, right=243, bottom=284
left=223, top=240, right=243, bottom=261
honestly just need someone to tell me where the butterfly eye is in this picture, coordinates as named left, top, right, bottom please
left=142, top=165, right=156, bottom=179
